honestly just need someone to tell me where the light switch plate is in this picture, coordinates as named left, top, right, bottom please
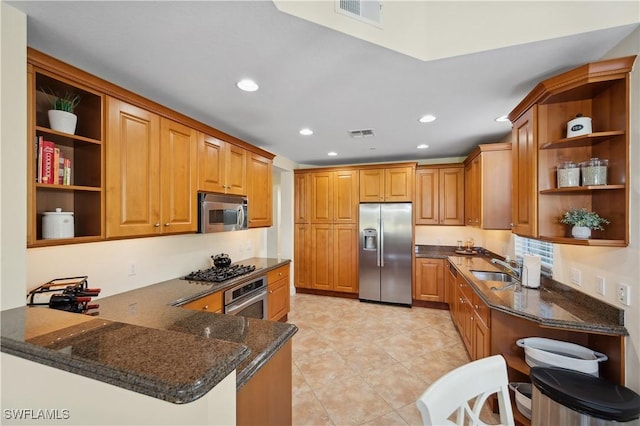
left=597, top=276, right=606, bottom=295
left=571, top=268, right=581, bottom=286
left=617, top=283, right=630, bottom=306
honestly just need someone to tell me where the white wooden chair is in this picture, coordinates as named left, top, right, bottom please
left=416, top=354, right=515, bottom=426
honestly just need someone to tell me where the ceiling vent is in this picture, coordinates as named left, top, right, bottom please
left=336, top=0, right=382, bottom=26
left=349, top=129, right=375, bottom=138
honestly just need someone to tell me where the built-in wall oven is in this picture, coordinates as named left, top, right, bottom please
left=224, top=275, right=268, bottom=319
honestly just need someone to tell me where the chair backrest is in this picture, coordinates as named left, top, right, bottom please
left=416, top=354, right=515, bottom=426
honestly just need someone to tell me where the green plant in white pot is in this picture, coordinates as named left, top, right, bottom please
left=44, top=89, right=81, bottom=135
left=560, top=207, right=610, bottom=239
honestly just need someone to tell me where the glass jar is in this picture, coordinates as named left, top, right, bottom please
left=557, top=161, right=580, bottom=187
left=581, top=158, right=608, bottom=186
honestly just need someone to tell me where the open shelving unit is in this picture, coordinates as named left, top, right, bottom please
left=27, top=52, right=105, bottom=247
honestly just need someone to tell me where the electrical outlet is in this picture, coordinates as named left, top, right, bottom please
left=597, top=276, right=606, bottom=295
left=617, top=283, right=630, bottom=306
left=571, top=268, right=581, bottom=286
left=128, top=262, right=137, bottom=276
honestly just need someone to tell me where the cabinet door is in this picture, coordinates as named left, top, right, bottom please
left=465, top=158, right=480, bottom=226
left=415, top=168, right=439, bottom=225
left=310, top=172, right=333, bottom=223
left=359, top=169, right=384, bottom=202
left=294, top=224, right=311, bottom=288
left=445, top=262, right=456, bottom=305
left=294, top=173, right=310, bottom=223
left=333, top=224, right=358, bottom=293
left=311, top=224, right=333, bottom=290
left=268, top=277, right=290, bottom=321
left=247, top=153, right=272, bottom=228
left=414, top=258, right=444, bottom=302
left=160, top=118, right=197, bottom=233
left=512, top=106, right=538, bottom=237
left=385, top=167, right=413, bottom=202
left=333, top=170, right=358, bottom=223
left=473, top=316, right=491, bottom=360
left=197, top=133, right=226, bottom=193
left=225, top=143, right=247, bottom=195
left=439, top=167, right=465, bottom=225
left=106, top=97, right=160, bottom=237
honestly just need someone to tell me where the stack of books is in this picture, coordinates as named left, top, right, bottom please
left=36, top=136, right=71, bottom=185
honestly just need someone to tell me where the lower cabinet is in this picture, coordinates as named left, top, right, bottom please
left=452, top=271, right=490, bottom=360
left=309, top=223, right=358, bottom=293
left=181, top=291, right=223, bottom=313
left=267, top=264, right=290, bottom=321
left=414, top=258, right=445, bottom=302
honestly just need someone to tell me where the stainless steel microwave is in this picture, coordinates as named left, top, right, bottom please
left=198, top=193, right=248, bottom=233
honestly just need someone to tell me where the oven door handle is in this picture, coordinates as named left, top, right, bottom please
left=225, top=289, right=267, bottom=316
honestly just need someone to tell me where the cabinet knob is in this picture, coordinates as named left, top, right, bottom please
left=474, top=304, right=479, bottom=309
left=203, top=305, right=209, bottom=310
left=164, top=223, right=170, bottom=227
left=471, top=316, right=474, bottom=321
left=154, top=223, right=160, bottom=227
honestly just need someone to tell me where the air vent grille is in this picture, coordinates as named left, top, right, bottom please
left=349, top=129, right=375, bottom=138
left=336, top=0, right=382, bottom=25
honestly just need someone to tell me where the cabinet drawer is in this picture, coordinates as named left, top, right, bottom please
left=267, top=264, right=290, bottom=284
left=182, top=291, right=223, bottom=313
left=472, top=292, right=490, bottom=326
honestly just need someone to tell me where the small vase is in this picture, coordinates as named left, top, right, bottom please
left=48, top=110, right=77, bottom=135
left=571, top=226, right=591, bottom=239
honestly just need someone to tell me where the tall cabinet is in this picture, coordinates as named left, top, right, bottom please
left=509, top=56, right=636, bottom=246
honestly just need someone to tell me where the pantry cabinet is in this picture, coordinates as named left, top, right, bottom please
left=309, top=223, right=358, bottom=293
left=197, top=133, right=247, bottom=195
left=247, top=152, right=273, bottom=228
left=267, top=264, right=290, bottom=321
left=106, top=97, right=197, bottom=237
left=463, top=143, right=512, bottom=229
left=415, top=165, right=464, bottom=225
left=27, top=52, right=105, bottom=247
left=309, top=170, right=358, bottom=223
left=294, top=172, right=311, bottom=223
left=509, top=56, right=635, bottom=246
left=359, top=164, right=415, bottom=202
left=414, top=258, right=445, bottom=302
left=293, top=224, right=311, bottom=289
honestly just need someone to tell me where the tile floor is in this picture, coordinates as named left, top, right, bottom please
left=288, top=293, right=475, bottom=425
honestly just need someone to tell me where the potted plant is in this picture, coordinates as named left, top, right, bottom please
left=44, top=89, right=81, bottom=135
left=560, top=207, right=610, bottom=239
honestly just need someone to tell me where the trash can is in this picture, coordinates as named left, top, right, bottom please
left=530, top=367, right=640, bottom=426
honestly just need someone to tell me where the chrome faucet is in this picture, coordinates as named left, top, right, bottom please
left=491, top=258, right=521, bottom=279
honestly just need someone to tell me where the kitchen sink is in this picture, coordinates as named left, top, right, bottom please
left=470, top=270, right=515, bottom=282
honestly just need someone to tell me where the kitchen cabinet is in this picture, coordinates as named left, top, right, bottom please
left=359, top=164, right=415, bottom=202
left=294, top=224, right=311, bottom=289
left=415, top=165, right=464, bottom=225
left=197, top=132, right=247, bottom=195
left=509, top=56, right=635, bottom=246
left=181, top=291, right=223, bottom=313
left=27, top=52, right=105, bottom=247
left=510, top=106, right=538, bottom=238
left=308, top=169, right=358, bottom=223
left=452, top=272, right=490, bottom=361
left=106, top=98, right=197, bottom=237
left=294, top=172, right=311, bottom=223
left=463, top=143, right=512, bottom=229
left=309, top=223, right=358, bottom=293
left=247, top=152, right=273, bottom=228
left=414, top=258, right=445, bottom=302
left=267, top=264, right=290, bottom=321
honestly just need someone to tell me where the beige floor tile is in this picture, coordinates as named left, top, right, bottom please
left=360, top=409, right=409, bottom=425
left=292, top=387, right=334, bottom=426
left=361, top=362, right=429, bottom=409
left=396, top=402, right=425, bottom=426
left=295, top=346, right=358, bottom=389
left=313, top=375, right=394, bottom=426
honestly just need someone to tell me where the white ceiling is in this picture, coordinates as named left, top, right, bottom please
left=8, top=1, right=639, bottom=166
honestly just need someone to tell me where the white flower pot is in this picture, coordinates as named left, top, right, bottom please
left=572, top=226, right=591, bottom=239
left=48, top=110, right=77, bottom=135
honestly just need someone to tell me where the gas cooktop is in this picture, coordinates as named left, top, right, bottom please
left=183, top=264, right=256, bottom=283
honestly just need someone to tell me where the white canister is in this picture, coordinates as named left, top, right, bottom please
left=566, top=115, right=592, bottom=138
left=42, top=208, right=74, bottom=239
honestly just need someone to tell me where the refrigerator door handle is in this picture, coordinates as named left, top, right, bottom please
left=380, top=218, right=384, bottom=267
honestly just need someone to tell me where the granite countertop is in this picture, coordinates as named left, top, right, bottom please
left=0, top=257, right=297, bottom=404
left=446, top=253, right=627, bottom=336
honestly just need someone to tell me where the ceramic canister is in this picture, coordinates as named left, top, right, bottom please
left=566, top=115, right=592, bottom=138
left=42, top=208, right=74, bottom=239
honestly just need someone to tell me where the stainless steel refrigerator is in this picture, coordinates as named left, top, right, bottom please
left=359, top=203, right=413, bottom=305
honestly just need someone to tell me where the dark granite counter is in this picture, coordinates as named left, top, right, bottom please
left=447, top=253, right=627, bottom=336
left=0, top=257, right=297, bottom=404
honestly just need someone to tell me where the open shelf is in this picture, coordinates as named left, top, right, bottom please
left=36, top=126, right=101, bottom=146
left=540, top=185, right=624, bottom=194
left=539, top=131, right=624, bottom=149
left=35, top=183, right=102, bottom=192
left=539, top=236, right=626, bottom=247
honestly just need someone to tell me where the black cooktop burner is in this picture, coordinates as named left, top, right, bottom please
left=183, top=264, right=256, bottom=283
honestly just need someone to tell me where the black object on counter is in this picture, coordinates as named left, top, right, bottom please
left=27, top=276, right=101, bottom=314
left=212, top=253, right=232, bottom=268
left=530, top=366, right=640, bottom=423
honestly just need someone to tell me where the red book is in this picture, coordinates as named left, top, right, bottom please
left=36, top=136, right=43, bottom=183
left=53, top=147, right=60, bottom=185
left=40, top=140, right=55, bottom=184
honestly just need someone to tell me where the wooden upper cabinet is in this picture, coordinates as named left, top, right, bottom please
left=359, top=165, right=415, bottom=202
left=333, top=170, right=359, bottom=223
left=510, top=107, right=538, bottom=238
left=463, top=143, right=512, bottom=230
left=416, top=165, right=464, bottom=225
left=160, top=118, right=198, bottom=233
left=247, top=152, right=273, bottom=228
left=106, top=97, right=161, bottom=238
left=310, top=172, right=333, bottom=223
left=197, top=132, right=247, bottom=195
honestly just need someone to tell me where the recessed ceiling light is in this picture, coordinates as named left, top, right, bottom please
left=495, top=115, right=510, bottom=123
left=328, top=151, right=338, bottom=156
left=418, top=114, right=436, bottom=123
left=417, top=144, right=429, bottom=149
left=299, top=128, right=313, bottom=136
left=236, top=79, right=259, bottom=92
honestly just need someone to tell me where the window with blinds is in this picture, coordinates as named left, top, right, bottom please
left=514, top=236, right=554, bottom=276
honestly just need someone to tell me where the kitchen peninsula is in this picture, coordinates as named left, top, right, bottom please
left=1, top=258, right=296, bottom=425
